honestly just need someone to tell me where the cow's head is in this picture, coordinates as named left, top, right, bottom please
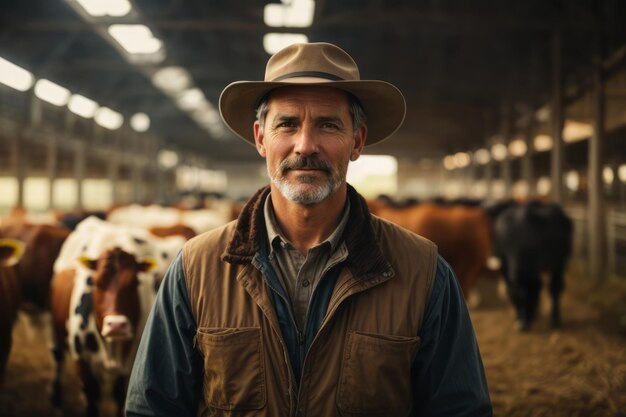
left=79, top=247, right=156, bottom=370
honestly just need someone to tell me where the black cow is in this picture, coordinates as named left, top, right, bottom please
left=493, top=201, right=573, bottom=331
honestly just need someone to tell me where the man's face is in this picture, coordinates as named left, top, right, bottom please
left=254, top=86, right=366, bottom=205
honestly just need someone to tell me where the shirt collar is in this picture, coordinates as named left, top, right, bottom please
left=264, top=193, right=351, bottom=254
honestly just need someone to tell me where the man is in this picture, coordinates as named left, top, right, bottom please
left=125, top=42, right=492, bottom=416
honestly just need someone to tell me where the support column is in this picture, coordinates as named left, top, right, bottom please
left=501, top=104, right=513, bottom=199
left=12, top=136, right=26, bottom=208
left=587, top=61, right=606, bottom=282
left=550, top=31, right=564, bottom=203
left=485, top=158, right=494, bottom=200
left=108, top=151, right=120, bottom=206
left=74, top=141, right=86, bottom=210
left=47, top=138, right=58, bottom=210
left=522, top=113, right=535, bottom=197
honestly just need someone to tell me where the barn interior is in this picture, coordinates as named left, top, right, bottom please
left=1, top=1, right=626, bottom=416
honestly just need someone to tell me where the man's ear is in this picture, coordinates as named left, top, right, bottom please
left=351, top=124, right=367, bottom=161
left=254, top=121, right=266, bottom=157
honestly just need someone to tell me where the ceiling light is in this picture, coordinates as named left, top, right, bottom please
left=68, top=94, right=98, bottom=118
left=563, top=119, right=593, bottom=143
left=264, top=0, right=315, bottom=27
left=130, top=112, right=150, bottom=132
left=152, top=66, right=192, bottom=95
left=108, top=24, right=163, bottom=54
left=158, top=149, right=179, bottom=169
left=564, top=171, right=580, bottom=192
left=263, top=33, right=308, bottom=54
left=453, top=152, right=471, bottom=168
left=491, top=143, right=508, bottom=161
left=176, top=88, right=205, bottom=111
left=535, top=105, right=550, bottom=122
left=474, top=148, right=491, bottom=165
left=508, top=139, right=527, bottom=157
left=34, top=79, right=70, bottom=106
left=94, top=107, right=124, bottom=130
left=534, top=134, right=553, bottom=152
left=603, top=166, right=614, bottom=185
left=618, top=165, right=626, bottom=183
left=76, top=0, right=132, bottom=17
left=537, top=177, right=552, bottom=195
left=443, top=155, right=456, bottom=170
left=0, top=57, right=34, bottom=91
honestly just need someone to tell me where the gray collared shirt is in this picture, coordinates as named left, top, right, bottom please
left=263, top=194, right=350, bottom=330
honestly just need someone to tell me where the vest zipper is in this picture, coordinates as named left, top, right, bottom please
left=296, top=266, right=366, bottom=396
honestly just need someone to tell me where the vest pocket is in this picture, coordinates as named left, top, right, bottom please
left=196, top=327, right=266, bottom=411
left=337, top=330, right=420, bottom=416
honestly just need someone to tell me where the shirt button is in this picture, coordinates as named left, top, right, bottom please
left=302, top=280, right=310, bottom=287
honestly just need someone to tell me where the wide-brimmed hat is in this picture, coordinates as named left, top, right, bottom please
left=218, top=42, right=406, bottom=146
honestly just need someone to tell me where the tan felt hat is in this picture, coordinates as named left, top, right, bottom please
left=218, top=42, right=406, bottom=146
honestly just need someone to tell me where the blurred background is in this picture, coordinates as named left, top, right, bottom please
left=0, top=1, right=625, bottom=416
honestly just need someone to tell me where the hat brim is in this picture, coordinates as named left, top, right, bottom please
left=218, top=79, right=406, bottom=147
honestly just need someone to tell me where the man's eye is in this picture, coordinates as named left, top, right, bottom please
left=321, top=122, right=339, bottom=130
left=277, top=121, right=296, bottom=128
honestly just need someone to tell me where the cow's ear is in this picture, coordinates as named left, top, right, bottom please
left=78, top=256, right=98, bottom=271
left=139, top=257, right=158, bottom=272
left=0, top=238, right=26, bottom=267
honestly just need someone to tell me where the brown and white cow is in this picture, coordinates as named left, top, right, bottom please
left=0, top=223, right=70, bottom=311
left=368, top=200, right=493, bottom=300
left=0, top=238, right=25, bottom=387
left=49, top=216, right=185, bottom=417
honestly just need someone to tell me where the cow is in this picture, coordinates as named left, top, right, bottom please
left=148, top=224, right=197, bottom=241
left=0, top=223, right=70, bottom=312
left=49, top=216, right=185, bottom=417
left=368, top=200, right=493, bottom=301
left=0, top=238, right=25, bottom=387
left=492, top=201, right=573, bottom=331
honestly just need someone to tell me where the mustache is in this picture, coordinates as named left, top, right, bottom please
left=279, top=156, right=331, bottom=173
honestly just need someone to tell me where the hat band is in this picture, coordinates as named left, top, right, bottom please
left=271, top=71, right=345, bottom=82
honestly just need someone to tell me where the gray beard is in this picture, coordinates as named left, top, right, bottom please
left=270, top=173, right=339, bottom=205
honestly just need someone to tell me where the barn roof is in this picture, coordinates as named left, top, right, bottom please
left=1, top=0, right=625, bottom=165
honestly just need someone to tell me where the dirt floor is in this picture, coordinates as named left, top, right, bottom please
left=1, top=270, right=625, bottom=417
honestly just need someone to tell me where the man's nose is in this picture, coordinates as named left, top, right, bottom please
left=293, top=125, right=319, bottom=155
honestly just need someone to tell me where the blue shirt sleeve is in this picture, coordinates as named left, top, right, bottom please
left=412, top=256, right=493, bottom=416
left=125, top=251, right=201, bottom=417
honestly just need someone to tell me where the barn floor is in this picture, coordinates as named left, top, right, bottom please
left=1, top=271, right=625, bottom=417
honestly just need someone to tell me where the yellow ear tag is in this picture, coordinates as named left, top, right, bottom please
left=78, top=255, right=98, bottom=271
left=0, top=238, right=26, bottom=267
left=139, top=257, right=158, bottom=273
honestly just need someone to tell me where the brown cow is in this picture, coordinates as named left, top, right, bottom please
left=148, top=224, right=196, bottom=241
left=0, top=223, right=70, bottom=311
left=0, top=239, right=25, bottom=387
left=368, top=200, right=493, bottom=299
left=51, top=247, right=157, bottom=417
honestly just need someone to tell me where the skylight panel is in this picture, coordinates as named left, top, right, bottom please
left=263, top=33, right=308, bottom=54
left=68, top=94, right=98, bottom=118
left=130, top=112, right=150, bottom=132
left=34, top=79, right=71, bottom=106
left=94, top=107, right=124, bottom=130
left=265, top=0, right=315, bottom=27
left=76, top=0, right=132, bottom=17
left=108, top=24, right=163, bottom=55
left=0, top=57, right=34, bottom=91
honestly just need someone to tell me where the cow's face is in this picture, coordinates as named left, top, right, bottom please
left=79, top=247, right=156, bottom=369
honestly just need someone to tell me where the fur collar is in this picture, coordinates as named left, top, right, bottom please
left=221, top=184, right=390, bottom=280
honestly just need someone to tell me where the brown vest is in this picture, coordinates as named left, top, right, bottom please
left=183, top=186, right=437, bottom=417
